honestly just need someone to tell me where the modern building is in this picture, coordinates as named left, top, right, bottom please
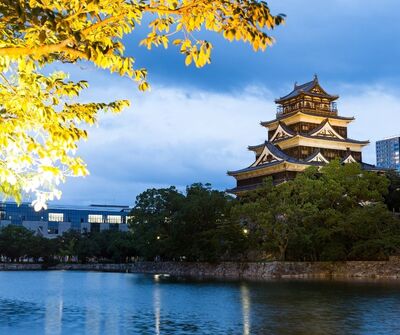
left=228, top=76, right=378, bottom=194
left=0, top=202, right=131, bottom=238
left=376, top=136, right=400, bottom=171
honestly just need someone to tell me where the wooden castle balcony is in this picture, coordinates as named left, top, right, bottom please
left=276, top=102, right=338, bottom=118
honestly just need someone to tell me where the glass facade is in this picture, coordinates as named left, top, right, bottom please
left=376, top=136, right=400, bottom=171
left=0, top=202, right=131, bottom=238
left=107, top=215, right=122, bottom=224
left=88, top=214, right=103, bottom=223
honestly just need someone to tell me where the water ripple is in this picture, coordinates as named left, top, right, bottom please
left=0, top=272, right=399, bottom=334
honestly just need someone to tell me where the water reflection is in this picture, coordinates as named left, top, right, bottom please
left=104, top=275, right=121, bottom=334
left=45, top=295, right=63, bottom=335
left=153, top=275, right=161, bottom=335
left=0, top=272, right=399, bottom=335
left=243, top=280, right=400, bottom=335
left=44, top=272, right=63, bottom=335
left=85, top=273, right=101, bottom=335
left=240, top=284, right=251, bottom=335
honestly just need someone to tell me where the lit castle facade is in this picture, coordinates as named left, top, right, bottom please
left=228, top=76, right=377, bottom=194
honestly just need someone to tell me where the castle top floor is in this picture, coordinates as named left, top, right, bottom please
left=275, top=75, right=339, bottom=118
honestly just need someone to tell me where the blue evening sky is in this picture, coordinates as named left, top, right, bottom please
left=56, top=0, right=400, bottom=205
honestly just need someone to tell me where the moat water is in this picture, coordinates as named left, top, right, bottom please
left=0, top=271, right=399, bottom=334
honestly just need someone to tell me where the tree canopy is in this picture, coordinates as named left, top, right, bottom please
left=0, top=164, right=399, bottom=264
left=384, top=170, right=400, bottom=212
left=233, top=161, right=400, bottom=261
left=0, top=226, right=136, bottom=263
left=126, top=165, right=400, bottom=262
left=0, top=1, right=284, bottom=209
left=129, top=183, right=247, bottom=261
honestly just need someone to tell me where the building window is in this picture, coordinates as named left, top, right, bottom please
left=48, top=227, right=59, bottom=234
left=48, top=213, right=64, bottom=222
left=107, top=215, right=122, bottom=224
left=88, top=214, right=103, bottom=223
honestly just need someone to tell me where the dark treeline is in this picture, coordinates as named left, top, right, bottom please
left=129, top=161, right=400, bottom=262
left=0, top=228, right=136, bottom=264
left=129, top=183, right=247, bottom=262
left=235, top=162, right=400, bottom=261
left=1, top=161, right=400, bottom=263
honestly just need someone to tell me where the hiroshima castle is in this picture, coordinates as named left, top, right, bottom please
left=228, top=76, right=378, bottom=194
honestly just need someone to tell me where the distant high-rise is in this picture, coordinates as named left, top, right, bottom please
left=376, top=136, right=400, bottom=171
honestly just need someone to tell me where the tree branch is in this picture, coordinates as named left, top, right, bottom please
left=0, top=1, right=209, bottom=59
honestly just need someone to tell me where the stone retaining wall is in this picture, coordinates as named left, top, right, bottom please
left=1, top=260, right=399, bottom=279
left=0, top=263, right=42, bottom=271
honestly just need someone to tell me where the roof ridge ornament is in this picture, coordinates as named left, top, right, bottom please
left=314, top=74, right=318, bottom=82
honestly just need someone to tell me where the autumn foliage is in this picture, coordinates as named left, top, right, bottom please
left=0, top=0, right=284, bottom=208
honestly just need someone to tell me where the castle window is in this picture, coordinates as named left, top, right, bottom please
left=301, top=148, right=309, bottom=156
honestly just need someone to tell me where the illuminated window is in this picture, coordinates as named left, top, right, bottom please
left=48, top=213, right=63, bottom=222
left=107, top=215, right=122, bottom=224
left=88, top=214, right=103, bottom=223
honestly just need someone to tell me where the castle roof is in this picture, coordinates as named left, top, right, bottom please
left=227, top=142, right=324, bottom=176
left=272, top=134, right=369, bottom=146
left=275, top=75, right=339, bottom=104
left=360, top=162, right=390, bottom=172
left=303, top=149, right=328, bottom=163
left=260, top=111, right=354, bottom=128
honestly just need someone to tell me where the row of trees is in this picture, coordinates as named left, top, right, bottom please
left=1, top=161, right=399, bottom=263
left=235, top=162, right=400, bottom=261
left=0, top=227, right=136, bottom=264
left=129, top=184, right=248, bottom=262
left=130, top=161, right=400, bottom=262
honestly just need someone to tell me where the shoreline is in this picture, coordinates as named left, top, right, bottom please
left=1, top=260, right=400, bottom=280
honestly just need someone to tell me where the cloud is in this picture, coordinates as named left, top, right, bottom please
left=339, top=84, right=400, bottom=163
left=58, top=77, right=275, bottom=205
left=43, top=0, right=400, bottom=206
left=56, top=74, right=400, bottom=205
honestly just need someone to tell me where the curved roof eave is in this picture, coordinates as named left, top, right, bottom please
left=260, top=112, right=355, bottom=127
left=273, top=134, right=369, bottom=145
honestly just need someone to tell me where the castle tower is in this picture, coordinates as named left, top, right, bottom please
left=228, top=76, right=374, bottom=194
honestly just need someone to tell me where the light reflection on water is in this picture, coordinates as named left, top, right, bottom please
left=0, top=271, right=399, bottom=334
left=44, top=271, right=63, bottom=335
left=154, top=280, right=161, bottom=335
left=241, top=284, right=250, bottom=335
